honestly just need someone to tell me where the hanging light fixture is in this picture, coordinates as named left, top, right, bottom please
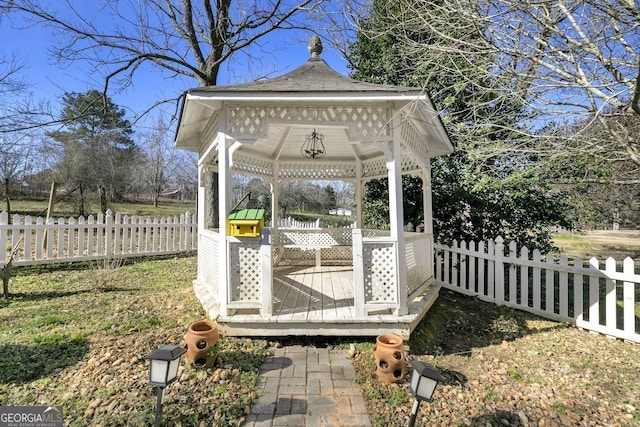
left=301, top=129, right=326, bottom=159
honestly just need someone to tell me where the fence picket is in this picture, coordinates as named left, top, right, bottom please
left=87, top=215, right=95, bottom=257
left=605, top=258, right=617, bottom=332
left=46, top=217, right=54, bottom=258
left=460, top=240, right=467, bottom=292
left=0, top=211, right=196, bottom=266
left=468, top=240, right=476, bottom=293
left=508, top=241, right=517, bottom=305
left=532, top=249, right=541, bottom=311
left=545, top=253, right=554, bottom=314
left=520, top=246, right=528, bottom=308
left=623, top=258, right=635, bottom=337
left=487, top=239, right=495, bottom=300
left=573, top=256, right=584, bottom=323
left=77, top=216, right=85, bottom=257
left=435, top=237, right=640, bottom=343
left=559, top=256, right=569, bottom=318
left=0, top=211, right=7, bottom=263
left=588, top=257, right=600, bottom=327
left=12, top=214, right=21, bottom=251
left=494, top=237, right=504, bottom=304
left=24, top=216, right=33, bottom=261
left=35, top=216, right=43, bottom=260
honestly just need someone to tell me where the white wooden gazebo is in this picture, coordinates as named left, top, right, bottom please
left=175, top=36, right=453, bottom=338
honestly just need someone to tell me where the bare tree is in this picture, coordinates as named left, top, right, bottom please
left=0, top=0, right=332, bottom=121
left=137, top=115, right=178, bottom=207
left=347, top=0, right=640, bottom=173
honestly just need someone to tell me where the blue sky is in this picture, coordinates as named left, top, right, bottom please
left=0, top=5, right=350, bottom=129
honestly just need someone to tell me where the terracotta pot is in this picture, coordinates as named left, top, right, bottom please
left=373, top=334, right=407, bottom=383
left=184, top=320, right=219, bottom=368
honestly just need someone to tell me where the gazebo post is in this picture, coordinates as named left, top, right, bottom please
left=388, top=122, right=409, bottom=315
left=355, top=164, right=363, bottom=228
left=422, top=166, right=433, bottom=235
left=271, top=163, right=280, bottom=233
left=217, top=120, right=231, bottom=317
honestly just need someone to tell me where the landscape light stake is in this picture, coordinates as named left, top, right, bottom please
left=145, top=344, right=186, bottom=427
left=407, top=360, right=444, bottom=427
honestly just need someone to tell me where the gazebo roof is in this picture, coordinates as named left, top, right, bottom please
left=187, top=55, right=421, bottom=95
left=175, top=36, right=453, bottom=174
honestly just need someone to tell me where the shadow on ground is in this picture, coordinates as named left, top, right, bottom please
left=408, top=288, right=567, bottom=355
left=0, top=338, right=89, bottom=384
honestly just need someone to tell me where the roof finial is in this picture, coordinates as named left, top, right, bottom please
left=308, top=35, right=323, bottom=57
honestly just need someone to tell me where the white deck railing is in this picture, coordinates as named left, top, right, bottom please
left=0, top=210, right=197, bottom=266
left=434, top=237, right=640, bottom=343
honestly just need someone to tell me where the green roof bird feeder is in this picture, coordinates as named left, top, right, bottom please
left=227, top=208, right=265, bottom=237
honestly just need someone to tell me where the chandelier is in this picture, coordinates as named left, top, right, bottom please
left=301, top=129, right=326, bottom=159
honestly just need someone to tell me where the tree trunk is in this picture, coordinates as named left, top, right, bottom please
left=4, top=178, right=11, bottom=222
left=100, top=186, right=107, bottom=213
left=206, top=172, right=219, bottom=229
left=78, top=184, right=85, bottom=217
left=1, top=260, right=12, bottom=299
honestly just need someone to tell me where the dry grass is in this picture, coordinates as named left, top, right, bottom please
left=553, top=230, right=640, bottom=260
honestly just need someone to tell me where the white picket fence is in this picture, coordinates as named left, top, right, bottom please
left=434, top=237, right=640, bottom=343
left=0, top=210, right=197, bottom=266
left=275, top=217, right=321, bottom=228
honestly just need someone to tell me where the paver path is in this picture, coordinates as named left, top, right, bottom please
left=244, top=346, right=372, bottom=427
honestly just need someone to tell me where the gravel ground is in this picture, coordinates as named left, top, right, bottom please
left=351, top=289, right=640, bottom=427
left=1, top=257, right=637, bottom=427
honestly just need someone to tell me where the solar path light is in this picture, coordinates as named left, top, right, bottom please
left=407, top=360, right=445, bottom=427
left=145, top=344, right=186, bottom=427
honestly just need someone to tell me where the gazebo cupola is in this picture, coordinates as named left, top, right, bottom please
left=175, top=35, right=453, bottom=338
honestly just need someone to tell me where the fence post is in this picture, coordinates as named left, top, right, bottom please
left=494, top=236, right=505, bottom=305
left=352, top=228, right=365, bottom=317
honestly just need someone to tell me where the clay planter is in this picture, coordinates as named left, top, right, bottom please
left=184, top=320, right=219, bottom=368
left=373, top=334, right=408, bottom=384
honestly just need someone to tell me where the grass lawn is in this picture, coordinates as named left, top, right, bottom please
left=553, top=229, right=640, bottom=260
left=3, top=199, right=196, bottom=219
left=0, top=255, right=268, bottom=426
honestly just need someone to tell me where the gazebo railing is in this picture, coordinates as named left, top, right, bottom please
left=200, top=226, right=435, bottom=319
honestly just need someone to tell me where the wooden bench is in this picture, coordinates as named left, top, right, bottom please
left=274, top=244, right=352, bottom=267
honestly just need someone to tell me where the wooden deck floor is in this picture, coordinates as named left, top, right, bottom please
left=271, top=265, right=356, bottom=321
left=203, top=265, right=440, bottom=339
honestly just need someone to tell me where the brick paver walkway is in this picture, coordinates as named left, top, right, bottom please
left=244, top=346, right=372, bottom=427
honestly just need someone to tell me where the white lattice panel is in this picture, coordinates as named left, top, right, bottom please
left=361, top=158, right=387, bottom=178
left=363, top=243, right=397, bottom=304
left=228, top=106, right=391, bottom=140
left=201, top=111, right=220, bottom=152
left=282, top=247, right=316, bottom=263
left=229, top=243, right=262, bottom=302
left=401, top=117, right=430, bottom=167
left=401, top=154, right=420, bottom=173
left=360, top=152, right=422, bottom=178
left=198, top=232, right=220, bottom=295
left=405, top=236, right=431, bottom=295
left=278, top=162, right=357, bottom=180
left=276, top=229, right=353, bottom=246
left=320, top=246, right=352, bottom=261
left=231, top=152, right=273, bottom=178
